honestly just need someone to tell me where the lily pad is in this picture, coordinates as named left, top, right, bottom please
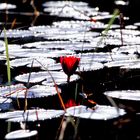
left=65, top=105, right=126, bottom=120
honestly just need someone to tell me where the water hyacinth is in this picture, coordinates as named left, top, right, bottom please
left=60, top=56, right=80, bottom=83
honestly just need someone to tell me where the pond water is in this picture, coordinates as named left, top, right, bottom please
left=0, top=0, right=140, bottom=140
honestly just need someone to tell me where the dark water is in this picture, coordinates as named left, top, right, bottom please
left=0, top=0, right=140, bottom=140
left=0, top=0, right=140, bottom=29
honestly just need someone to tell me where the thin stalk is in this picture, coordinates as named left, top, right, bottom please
left=97, top=9, right=120, bottom=47
left=34, top=59, right=66, bottom=111
left=4, top=27, right=11, bottom=102
left=24, top=59, right=34, bottom=112
left=11, top=18, right=17, bottom=29
left=74, top=83, right=78, bottom=101
left=120, top=13, right=124, bottom=46
left=90, top=9, right=120, bottom=65
left=7, top=122, right=11, bottom=133
left=55, top=116, right=65, bottom=140
left=4, top=28, right=11, bottom=86
left=117, top=12, right=124, bottom=51
left=67, top=76, right=70, bottom=83
left=102, top=9, right=119, bottom=35
left=105, top=95, right=120, bottom=115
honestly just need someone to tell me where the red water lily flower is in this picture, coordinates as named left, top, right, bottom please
left=60, top=56, right=80, bottom=82
left=65, top=99, right=77, bottom=108
left=89, top=18, right=96, bottom=22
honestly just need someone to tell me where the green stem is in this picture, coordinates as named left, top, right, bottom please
left=4, top=28, right=11, bottom=86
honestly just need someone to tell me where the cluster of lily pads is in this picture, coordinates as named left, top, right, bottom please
left=0, top=0, right=140, bottom=140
